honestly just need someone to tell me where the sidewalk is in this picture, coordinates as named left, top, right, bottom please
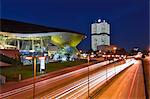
left=142, top=56, right=150, bottom=99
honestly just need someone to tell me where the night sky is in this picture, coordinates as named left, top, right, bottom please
left=1, top=0, right=149, bottom=51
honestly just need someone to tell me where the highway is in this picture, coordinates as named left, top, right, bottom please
left=39, top=59, right=135, bottom=99
left=0, top=58, right=135, bottom=99
left=94, top=60, right=146, bottom=99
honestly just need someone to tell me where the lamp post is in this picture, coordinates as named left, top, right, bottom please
left=113, top=47, right=117, bottom=76
left=26, top=56, right=44, bottom=99
left=25, top=56, right=36, bottom=99
left=26, top=56, right=45, bottom=98
left=87, top=55, right=90, bottom=98
left=113, top=47, right=117, bottom=54
left=33, top=57, right=36, bottom=99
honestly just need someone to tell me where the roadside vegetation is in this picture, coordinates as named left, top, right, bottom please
left=0, top=59, right=87, bottom=82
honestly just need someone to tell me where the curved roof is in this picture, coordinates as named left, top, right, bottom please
left=0, top=19, right=84, bottom=35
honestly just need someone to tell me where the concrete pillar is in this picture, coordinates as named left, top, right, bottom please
left=32, top=40, right=34, bottom=50
left=40, top=38, right=43, bottom=52
left=17, top=40, right=20, bottom=50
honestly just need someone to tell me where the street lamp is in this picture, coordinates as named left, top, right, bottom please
left=25, top=56, right=36, bottom=98
left=113, top=47, right=117, bottom=54
left=79, top=50, right=82, bottom=53
left=99, top=50, right=101, bottom=53
left=102, top=55, right=107, bottom=61
left=25, top=57, right=37, bottom=79
left=87, top=55, right=90, bottom=98
left=25, top=56, right=45, bottom=98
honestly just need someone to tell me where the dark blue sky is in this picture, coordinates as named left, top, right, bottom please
left=1, top=0, right=149, bottom=51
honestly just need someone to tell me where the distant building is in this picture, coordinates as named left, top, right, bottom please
left=97, top=45, right=118, bottom=53
left=129, top=47, right=141, bottom=55
left=91, top=19, right=110, bottom=51
left=97, top=45, right=127, bottom=55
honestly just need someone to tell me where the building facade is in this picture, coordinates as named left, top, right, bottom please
left=0, top=19, right=86, bottom=65
left=91, top=19, right=110, bottom=51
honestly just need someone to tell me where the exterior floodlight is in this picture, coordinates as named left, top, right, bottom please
left=39, top=57, right=45, bottom=60
left=29, top=50, right=35, bottom=52
left=25, top=57, right=33, bottom=60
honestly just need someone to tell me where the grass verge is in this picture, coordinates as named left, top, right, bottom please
left=0, top=59, right=87, bottom=82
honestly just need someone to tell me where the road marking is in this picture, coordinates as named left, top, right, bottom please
left=128, top=61, right=139, bottom=99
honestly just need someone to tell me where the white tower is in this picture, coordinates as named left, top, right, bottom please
left=91, top=19, right=110, bottom=51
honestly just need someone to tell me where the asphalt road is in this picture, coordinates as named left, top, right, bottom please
left=0, top=59, right=135, bottom=99
left=0, top=60, right=113, bottom=99
left=94, top=60, right=146, bottom=99
left=36, top=59, right=134, bottom=99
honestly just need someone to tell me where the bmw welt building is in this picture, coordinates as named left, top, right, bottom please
left=0, top=19, right=86, bottom=64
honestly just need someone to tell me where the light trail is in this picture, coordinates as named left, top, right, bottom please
left=0, top=59, right=117, bottom=98
left=41, top=59, right=136, bottom=99
left=0, top=59, right=136, bottom=99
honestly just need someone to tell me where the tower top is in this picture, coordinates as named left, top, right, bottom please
left=97, top=19, right=107, bottom=23
left=98, top=19, right=101, bottom=23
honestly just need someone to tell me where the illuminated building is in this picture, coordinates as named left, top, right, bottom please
left=91, top=19, right=110, bottom=51
left=0, top=19, right=86, bottom=63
